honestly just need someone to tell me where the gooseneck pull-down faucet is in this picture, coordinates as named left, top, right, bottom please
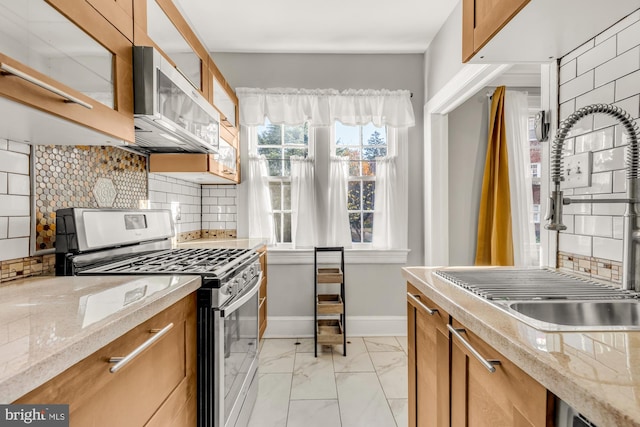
left=545, top=104, right=640, bottom=291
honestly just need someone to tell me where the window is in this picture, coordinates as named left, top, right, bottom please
left=256, top=119, right=309, bottom=243
left=335, top=122, right=387, bottom=243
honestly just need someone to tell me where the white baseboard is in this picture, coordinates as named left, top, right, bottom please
left=264, top=316, right=407, bottom=338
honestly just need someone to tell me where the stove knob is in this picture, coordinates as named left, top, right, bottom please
left=223, top=280, right=236, bottom=295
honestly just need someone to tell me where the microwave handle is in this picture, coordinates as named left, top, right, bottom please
left=220, top=272, right=262, bottom=317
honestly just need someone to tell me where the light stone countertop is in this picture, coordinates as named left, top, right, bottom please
left=0, top=274, right=201, bottom=403
left=176, top=238, right=267, bottom=250
left=402, top=266, right=640, bottom=427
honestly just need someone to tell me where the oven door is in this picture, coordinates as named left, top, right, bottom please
left=214, top=273, right=261, bottom=427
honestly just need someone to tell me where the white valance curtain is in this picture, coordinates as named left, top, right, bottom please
left=240, top=88, right=414, bottom=249
left=504, top=90, right=538, bottom=266
left=236, top=88, right=415, bottom=128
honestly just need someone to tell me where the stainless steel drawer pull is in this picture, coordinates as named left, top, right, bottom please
left=108, top=323, right=174, bottom=373
left=447, top=325, right=501, bottom=373
left=0, top=63, right=93, bottom=110
left=407, top=292, right=438, bottom=315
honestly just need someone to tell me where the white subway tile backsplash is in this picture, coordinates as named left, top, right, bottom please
left=613, top=169, right=626, bottom=193
left=574, top=127, right=614, bottom=153
left=0, top=173, right=6, bottom=194
left=8, top=174, right=30, bottom=196
left=613, top=217, right=624, bottom=239
left=594, top=95, right=640, bottom=130
left=563, top=214, right=575, bottom=233
left=0, top=238, right=28, bottom=260
left=0, top=151, right=28, bottom=175
left=560, top=70, right=595, bottom=103
left=0, top=218, right=6, bottom=239
left=8, top=217, right=30, bottom=238
left=0, top=195, right=29, bottom=216
left=218, top=197, right=235, bottom=206
left=575, top=82, right=615, bottom=110
left=562, top=39, right=595, bottom=66
left=598, top=10, right=640, bottom=46
left=560, top=60, right=577, bottom=85
left=8, top=141, right=30, bottom=154
left=563, top=195, right=592, bottom=215
left=225, top=221, right=237, bottom=229
left=560, top=100, right=576, bottom=122
left=592, top=193, right=627, bottom=215
left=0, top=140, right=6, bottom=150
left=574, top=172, right=612, bottom=195
left=618, top=18, right=640, bottom=54
left=594, top=46, right=640, bottom=87
left=615, top=70, right=640, bottom=100
left=592, top=146, right=626, bottom=172
left=209, top=189, right=227, bottom=197
left=559, top=233, right=592, bottom=257
left=577, top=36, right=616, bottom=76
left=593, top=237, right=623, bottom=262
left=574, top=215, right=612, bottom=237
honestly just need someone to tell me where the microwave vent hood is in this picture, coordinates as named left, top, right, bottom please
left=132, top=46, right=220, bottom=154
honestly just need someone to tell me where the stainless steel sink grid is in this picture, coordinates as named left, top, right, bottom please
left=434, top=268, right=637, bottom=301
left=434, top=268, right=640, bottom=331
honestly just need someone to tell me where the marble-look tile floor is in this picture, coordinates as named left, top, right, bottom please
left=248, top=336, right=408, bottom=427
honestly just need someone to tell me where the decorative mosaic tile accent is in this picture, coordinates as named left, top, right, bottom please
left=202, top=229, right=237, bottom=239
left=558, top=251, right=622, bottom=285
left=0, top=254, right=55, bottom=284
left=34, top=146, right=147, bottom=250
left=176, top=230, right=203, bottom=242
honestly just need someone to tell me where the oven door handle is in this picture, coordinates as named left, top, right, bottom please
left=220, top=272, right=262, bottom=317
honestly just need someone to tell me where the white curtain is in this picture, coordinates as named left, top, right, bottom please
left=372, top=127, right=408, bottom=249
left=290, top=156, right=317, bottom=248
left=327, top=156, right=352, bottom=248
left=504, top=90, right=538, bottom=266
left=246, top=152, right=275, bottom=244
left=237, top=88, right=415, bottom=128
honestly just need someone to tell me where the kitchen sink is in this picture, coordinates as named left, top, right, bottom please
left=434, top=269, right=640, bottom=331
left=503, top=300, right=640, bottom=331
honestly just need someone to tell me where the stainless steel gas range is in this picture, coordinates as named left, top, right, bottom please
left=55, top=208, right=261, bottom=427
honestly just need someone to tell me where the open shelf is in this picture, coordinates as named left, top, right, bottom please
left=317, top=267, right=343, bottom=283
left=316, top=319, right=344, bottom=345
left=317, top=294, right=344, bottom=314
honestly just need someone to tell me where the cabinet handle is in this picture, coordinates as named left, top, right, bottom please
left=447, top=325, right=501, bottom=373
left=108, top=323, right=174, bottom=373
left=407, top=292, right=438, bottom=315
left=0, top=63, right=93, bottom=110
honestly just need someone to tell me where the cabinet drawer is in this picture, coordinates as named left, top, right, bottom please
left=450, top=318, right=550, bottom=427
left=16, top=294, right=197, bottom=427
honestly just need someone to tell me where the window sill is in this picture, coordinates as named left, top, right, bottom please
left=266, top=247, right=410, bottom=264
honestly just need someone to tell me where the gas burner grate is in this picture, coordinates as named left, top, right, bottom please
left=82, top=248, right=255, bottom=276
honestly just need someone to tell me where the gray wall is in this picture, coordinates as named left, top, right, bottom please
left=212, top=53, right=424, bottom=321
left=424, top=2, right=464, bottom=102
left=447, top=93, right=489, bottom=265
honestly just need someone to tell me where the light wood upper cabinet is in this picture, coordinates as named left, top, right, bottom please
left=86, top=0, right=134, bottom=42
left=0, top=0, right=135, bottom=144
left=407, top=283, right=449, bottom=427
left=16, top=293, right=197, bottom=427
left=462, top=0, right=530, bottom=62
left=209, top=58, right=239, bottom=129
left=462, top=0, right=640, bottom=63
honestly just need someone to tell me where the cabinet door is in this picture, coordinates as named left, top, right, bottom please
left=0, top=0, right=134, bottom=143
left=462, top=0, right=530, bottom=62
left=16, top=293, right=197, bottom=427
left=86, top=0, right=134, bottom=42
left=407, top=284, right=450, bottom=427
left=450, top=318, right=551, bottom=427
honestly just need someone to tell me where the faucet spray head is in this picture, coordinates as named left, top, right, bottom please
left=545, top=188, right=567, bottom=231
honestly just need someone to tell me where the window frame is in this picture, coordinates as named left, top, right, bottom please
left=332, top=121, right=389, bottom=247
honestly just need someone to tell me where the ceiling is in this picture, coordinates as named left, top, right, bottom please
left=173, top=0, right=458, bottom=54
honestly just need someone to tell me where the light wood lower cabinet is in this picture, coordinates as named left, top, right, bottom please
left=16, top=293, right=197, bottom=427
left=258, top=246, right=268, bottom=339
left=408, top=283, right=450, bottom=427
left=407, top=283, right=553, bottom=427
